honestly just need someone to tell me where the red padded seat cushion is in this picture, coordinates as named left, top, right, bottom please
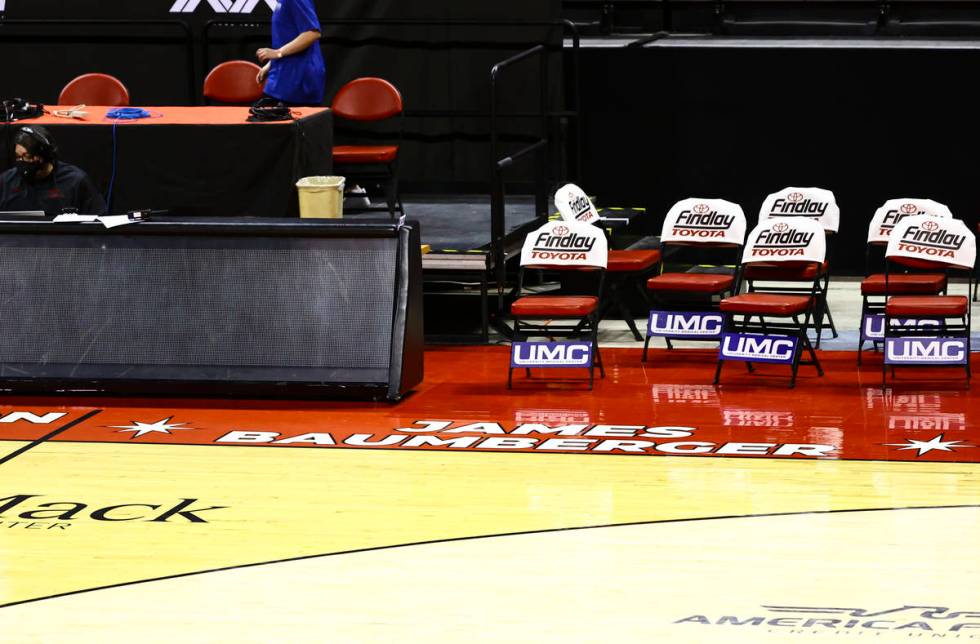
left=743, top=260, right=827, bottom=281
left=333, top=145, right=398, bottom=164
left=885, top=296, right=968, bottom=317
left=860, top=273, right=946, bottom=296
left=606, top=250, right=661, bottom=272
left=511, top=296, right=599, bottom=317
left=647, top=273, right=734, bottom=293
left=719, top=293, right=812, bottom=316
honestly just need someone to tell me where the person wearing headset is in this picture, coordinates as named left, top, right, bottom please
left=255, top=0, right=326, bottom=106
left=0, top=126, right=106, bottom=215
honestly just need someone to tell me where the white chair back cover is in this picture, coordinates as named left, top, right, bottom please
left=660, top=198, right=746, bottom=245
left=554, top=183, right=601, bottom=225
left=759, top=186, right=840, bottom=233
left=867, top=198, right=953, bottom=244
left=885, top=215, right=976, bottom=270
left=520, top=220, right=608, bottom=269
left=742, top=217, right=827, bottom=265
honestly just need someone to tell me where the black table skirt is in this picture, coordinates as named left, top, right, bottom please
left=1, top=109, right=333, bottom=217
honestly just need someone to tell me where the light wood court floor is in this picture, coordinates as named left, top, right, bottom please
left=0, top=346, right=977, bottom=642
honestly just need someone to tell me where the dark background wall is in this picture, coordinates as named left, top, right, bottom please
left=0, top=0, right=565, bottom=191
left=578, top=43, right=980, bottom=273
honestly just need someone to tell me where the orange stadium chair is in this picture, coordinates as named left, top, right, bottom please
left=59, top=73, right=130, bottom=106
left=331, top=77, right=404, bottom=218
left=881, top=215, right=975, bottom=387
left=858, top=198, right=951, bottom=365
left=747, top=187, right=840, bottom=348
left=509, top=220, right=608, bottom=390
left=203, top=60, right=264, bottom=105
left=553, top=184, right=661, bottom=341
left=714, top=217, right=827, bottom=388
left=643, top=197, right=746, bottom=359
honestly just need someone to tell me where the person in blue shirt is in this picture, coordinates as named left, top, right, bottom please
left=256, top=0, right=326, bottom=106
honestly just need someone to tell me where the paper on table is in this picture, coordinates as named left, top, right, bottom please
left=98, top=215, right=136, bottom=228
left=53, top=214, right=99, bottom=223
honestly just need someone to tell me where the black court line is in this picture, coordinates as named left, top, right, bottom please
left=2, top=503, right=978, bottom=610
left=0, top=410, right=102, bottom=467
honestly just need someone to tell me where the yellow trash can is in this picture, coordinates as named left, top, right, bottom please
left=296, top=175, right=345, bottom=218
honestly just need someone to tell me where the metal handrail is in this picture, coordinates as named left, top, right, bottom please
left=489, top=44, right=551, bottom=304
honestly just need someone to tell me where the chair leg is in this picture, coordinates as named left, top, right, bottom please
left=797, top=315, right=823, bottom=377
left=592, top=317, right=605, bottom=378
left=642, top=335, right=650, bottom=362
left=385, top=173, right=397, bottom=219
left=713, top=357, right=724, bottom=385
left=665, top=338, right=674, bottom=351
left=614, top=288, right=643, bottom=342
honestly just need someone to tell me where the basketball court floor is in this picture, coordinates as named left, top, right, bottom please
left=1, top=281, right=978, bottom=642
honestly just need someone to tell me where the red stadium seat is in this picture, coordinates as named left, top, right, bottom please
left=331, top=78, right=404, bottom=218
left=714, top=218, right=826, bottom=388
left=643, top=198, right=745, bottom=360
left=58, top=73, right=130, bottom=106
left=858, top=199, right=952, bottom=365
left=508, top=220, right=608, bottom=390
left=880, top=215, right=975, bottom=387
left=203, top=61, right=264, bottom=105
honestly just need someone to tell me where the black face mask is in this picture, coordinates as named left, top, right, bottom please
left=15, top=159, right=44, bottom=182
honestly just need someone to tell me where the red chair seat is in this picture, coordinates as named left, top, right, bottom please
left=511, top=296, right=599, bottom=317
left=720, top=293, right=812, bottom=316
left=333, top=145, right=398, bottom=164
left=606, top=250, right=661, bottom=272
left=861, top=273, right=946, bottom=296
left=743, top=260, right=828, bottom=281
left=647, top=273, right=734, bottom=294
left=885, top=296, right=968, bottom=317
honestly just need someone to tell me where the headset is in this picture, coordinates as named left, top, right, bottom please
left=16, top=125, right=57, bottom=162
left=1, top=98, right=44, bottom=122
left=247, top=97, right=294, bottom=122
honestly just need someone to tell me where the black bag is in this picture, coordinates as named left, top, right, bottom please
left=1, top=98, right=44, bottom=122
left=247, top=97, right=293, bottom=122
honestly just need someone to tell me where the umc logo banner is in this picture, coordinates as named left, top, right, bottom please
left=885, top=338, right=968, bottom=365
left=861, top=314, right=944, bottom=341
left=511, top=342, right=593, bottom=368
left=647, top=311, right=724, bottom=338
left=720, top=333, right=798, bottom=364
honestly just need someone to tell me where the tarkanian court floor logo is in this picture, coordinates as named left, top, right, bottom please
left=170, top=0, right=276, bottom=13
left=676, top=605, right=980, bottom=636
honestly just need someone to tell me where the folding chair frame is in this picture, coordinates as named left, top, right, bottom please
left=334, top=111, right=405, bottom=219
left=713, top=262, right=824, bottom=389
left=508, top=266, right=606, bottom=390
left=858, top=241, right=947, bottom=365
left=641, top=241, right=742, bottom=361
left=881, top=260, right=972, bottom=388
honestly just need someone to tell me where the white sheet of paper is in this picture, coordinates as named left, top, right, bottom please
left=52, top=214, right=99, bottom=223
left=98, top=215, right=136, bottom=228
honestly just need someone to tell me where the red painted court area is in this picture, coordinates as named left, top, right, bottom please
left=1, top=346, right=975, bottom=464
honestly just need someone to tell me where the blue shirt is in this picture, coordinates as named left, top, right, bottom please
left=264, top=0, right=326, bottom=105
